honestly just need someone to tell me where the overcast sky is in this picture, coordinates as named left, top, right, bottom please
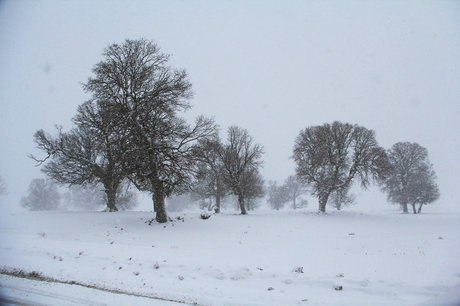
left=1, top=0, right=459, bottom=211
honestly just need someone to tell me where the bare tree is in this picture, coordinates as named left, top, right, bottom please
left=268, top=176, right=307, bottom=210
left=219, top=126, right=264, bottom=215
left=293, top=121, right=390, bottom=213
left=329, top=187, right=355, bottom=211
left=32, top=99, right=130, bottom=212
left=267, top=181, right=288, bottom=210
left=21, top=178, right=61, bottom=211
left=284, top=175, right=307, bottom=210
left=192, top=137, right=228, bottom=213
left=381, top=142, right=439, bottom=214
left=241, top=169, right=265, bottom=211
left=84, top=39, right=215, bottom=222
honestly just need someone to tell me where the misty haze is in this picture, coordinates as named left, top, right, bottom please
left=0, top=1, right=459, bottom=305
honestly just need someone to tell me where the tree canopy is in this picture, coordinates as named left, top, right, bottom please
left=293, top=121, right=390, bottom=213
left=381, top=142, right=439, bottom=213
left=219, top=126, right=264, bottom=215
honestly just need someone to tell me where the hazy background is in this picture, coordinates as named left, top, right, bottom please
left=1, top=0, right=459, bottom=211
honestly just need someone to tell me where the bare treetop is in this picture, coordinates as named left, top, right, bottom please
left=84, top=39, right=192, bottom=113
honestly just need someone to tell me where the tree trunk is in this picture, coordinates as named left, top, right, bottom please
left=152, top=193, right=157, bottom=213
left=402, top=203, right=408, bottom=213
left=318, top=193, right=329, bottom=213
left=153, top=179, right=168, bottom=223
left=417, top=203, right=423, bottom=214
left=293, top=197, right=296, bottom=210
left=238, top=192, right=247, bottom=215
left=215, top=193, right=221, bottom=213
left=411, top=203, right=416, bottom=214
left=215, top=179, right=221, bottom=213
left=104, top=186, right=118, bottom=212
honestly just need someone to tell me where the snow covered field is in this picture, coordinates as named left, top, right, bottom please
left=1, top=206, right=460, bottom=305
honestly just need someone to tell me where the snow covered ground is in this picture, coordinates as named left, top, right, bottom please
left=1, top=205, right=459, bottom=305
left=0, top=273, right=180, bottom=305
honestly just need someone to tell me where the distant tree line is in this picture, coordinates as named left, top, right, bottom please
left=30, top=39, right=439, bottom=219
left=20, top=178, right=137, bottom=211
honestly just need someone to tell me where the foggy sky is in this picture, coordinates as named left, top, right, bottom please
left=1, top=0, right=459, bottom=211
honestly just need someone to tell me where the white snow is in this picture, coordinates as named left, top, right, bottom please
left=0, top=274, right=180, bottom=305
left=1, top=206, right=459, bottom=305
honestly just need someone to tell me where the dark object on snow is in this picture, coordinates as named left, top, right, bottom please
left=200, top=212, right=212, bottom=220
left=293, top=266, right=304, bottom=273
left=334, top=285, right=343, bottom=291
left=267, top=287, right=274, bottom=291
left=336, top=273, right=344, bottom=278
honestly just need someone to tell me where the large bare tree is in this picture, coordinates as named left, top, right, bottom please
left=219, top=126, right=263, bottom=215
left=293, top=121, right=390, bottom=213
left=381, top=142, right=439, bottom=213
left=84, top=39, right=215, bottom=222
